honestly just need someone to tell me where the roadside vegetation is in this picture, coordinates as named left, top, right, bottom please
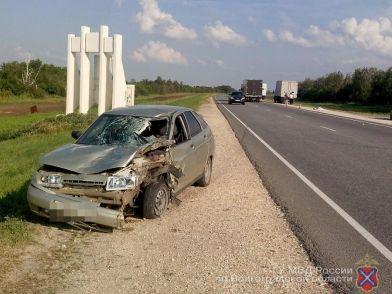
left=298, top=68, right=392, bottom=110
left=291, top=100, right=389, bottom=116
left=265, top=92, right=390, bottom=116
left=0, top=59, right=232, bottom=103
left=0, top=93, right=211, bottom=249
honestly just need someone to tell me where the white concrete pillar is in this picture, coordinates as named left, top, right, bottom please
left=126, top=85, right=135, bottom=106
left=66, top=34, right=75, bottom=114
left=92, top=55, right=99, bottom=104
left=106, top=56, right=113, bottom=111
left=98, top=26, right=109, bottom=115
left=112, top=34, right=126, bottom=109
left=79, top=26, right=91, bottom=114
left=74, top=65, right=80, bottom=110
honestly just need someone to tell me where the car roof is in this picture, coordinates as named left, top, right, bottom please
left=104, top=105, right=191, bottom=117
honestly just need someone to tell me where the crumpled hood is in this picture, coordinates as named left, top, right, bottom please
left=40, top=144, right=139, bottom=174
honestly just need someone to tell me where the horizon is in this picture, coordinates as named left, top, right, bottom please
left=1, top=0, right=392, bottom=89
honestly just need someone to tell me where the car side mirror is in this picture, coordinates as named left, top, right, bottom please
left=71, top=130, right=82, bottom=140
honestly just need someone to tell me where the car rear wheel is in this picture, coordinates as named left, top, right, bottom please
left=196, top=157, right=212, bottom=187
left=143, top=182, right=169, bottom=219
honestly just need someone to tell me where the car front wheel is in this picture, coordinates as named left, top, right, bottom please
left=143, top=182, right=169, bottom=219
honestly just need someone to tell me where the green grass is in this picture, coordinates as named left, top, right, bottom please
left=0, top=132, right=73, bottom=246
left=0, top=112, right=59, bottom=140
left=295, top=101, right=391, bottom=116
left=0, top=94, right=64, bottom=105
left=136, top=92, right=210, bottom=110
left=136, top=92, right=190, bottom=103
left=0, top=110, right=96, bottom=142
left=0, top=92, right=210, bottom=247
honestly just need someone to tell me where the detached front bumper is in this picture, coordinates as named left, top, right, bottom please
left=27, top=180, right=124, bottom=228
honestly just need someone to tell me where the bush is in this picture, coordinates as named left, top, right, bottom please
left=299, top=67, right=392, bottom=106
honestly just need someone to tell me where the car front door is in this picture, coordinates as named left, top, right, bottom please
left=170, top=113, right=195, bottom=193
left=183, top=111, right=209, bottom=180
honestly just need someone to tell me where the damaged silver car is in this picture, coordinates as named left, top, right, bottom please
left=27, top=105, right=215, bottom=229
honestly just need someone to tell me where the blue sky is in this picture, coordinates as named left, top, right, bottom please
left=1, top=0, right=392, bottom=89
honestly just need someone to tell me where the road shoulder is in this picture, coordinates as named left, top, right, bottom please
left=267, top=100, right=392, bottom=127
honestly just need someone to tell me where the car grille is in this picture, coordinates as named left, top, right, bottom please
left=62, top=175, right=107, bottom=187
left=62, top=179, right=105, bottom=186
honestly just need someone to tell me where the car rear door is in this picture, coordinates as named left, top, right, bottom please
left=183, top=111, right=209, bottom=180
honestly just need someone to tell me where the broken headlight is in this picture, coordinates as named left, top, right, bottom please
left=106, top=175, right=138, bottom=191
left=37, top=173, right=63, bottom=188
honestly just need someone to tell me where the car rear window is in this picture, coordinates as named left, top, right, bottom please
left=231, top=92, right=242, bottom=97
left=184, top=111, right=202, bottom=137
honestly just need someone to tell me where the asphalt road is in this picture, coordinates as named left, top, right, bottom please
left=215, top=94, right=392, bottom=292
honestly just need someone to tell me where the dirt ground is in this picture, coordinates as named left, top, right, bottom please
left=0, top=98, right=331, bottom=293
left=0, top=101, right=65, bottom=116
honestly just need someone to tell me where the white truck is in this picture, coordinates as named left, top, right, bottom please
left=274, top=81, right=298, bottom=104
left=262, top=83, right=267, bottom=99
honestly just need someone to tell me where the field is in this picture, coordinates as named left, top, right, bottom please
left=0, top=93, right=211, bottom=249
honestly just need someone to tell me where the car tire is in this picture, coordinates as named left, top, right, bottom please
left=196, top=157, right=212, bottom=187
left=143, top=182, right=169, bottom=219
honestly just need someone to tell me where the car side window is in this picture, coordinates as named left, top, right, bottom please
left=184, top=111, right=202, bottom=137
left=193, top=112, right=208, bottom=129
left=172, top=115, right=189, bottom=145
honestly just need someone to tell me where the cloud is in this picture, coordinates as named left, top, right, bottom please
left=263, top=29, right=277, bottom=42
left=130, top=50, right=147, bottom=63
left=115, top=0, right=123, bottom=8
left=164, top=22, right=197, bottom=40
left=197, top=59, right=207, bottom=66
left=14, top=46, right=32, bottom=60
left=263, top=17, right=392, bottom=56
left=248, top=16, right=257, bottom=25
left=130, top=41, right=187, bottom=64
left=204, top=21, right=247, bottom=46
left=264, top=26, right=343, bottom=48
left=215, top=59, right=224, bottom=67
left=337, top=17, right=392, bottom=55
left=135, top=0, right=197, bottom=40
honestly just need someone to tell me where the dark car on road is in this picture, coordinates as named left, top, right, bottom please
left=228, top=91, right=245, bottom=105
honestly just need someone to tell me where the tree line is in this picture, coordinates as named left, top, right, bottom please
left=298, top=67, right=392, bottom=105
left=0, top=59, right=66, bottom=98
left=131, top=76, right=233, bottom=96
left=0, top=59, right=233, bottom=99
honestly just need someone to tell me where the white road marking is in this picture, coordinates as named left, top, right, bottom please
left=219, top=101, right=392, bottom=264
left=320, top=126, right=336, bottom=132
left=285, top=115, right=293, bottom=118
